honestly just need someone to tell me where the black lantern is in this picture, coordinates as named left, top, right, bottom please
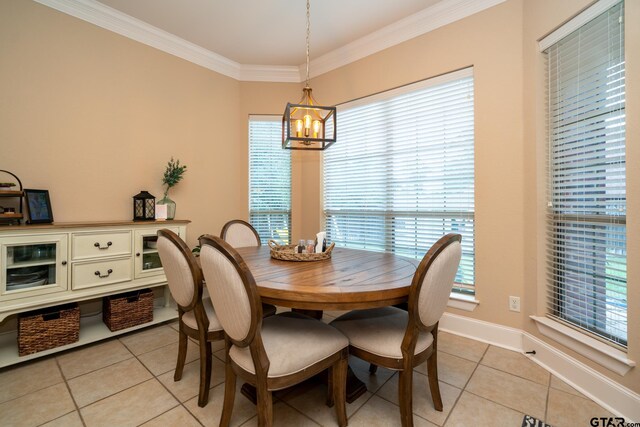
left=281, top=0, right=337, bottom=151
left=133, top=191, right=155, bottom=221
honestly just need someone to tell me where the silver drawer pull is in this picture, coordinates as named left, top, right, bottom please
left=94, top=269, right=113, bottom=278
left=94, top=241, right=113, bottom=250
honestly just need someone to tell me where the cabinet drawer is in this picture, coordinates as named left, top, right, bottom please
left=72, top=258, right=132, bottom=290
left=72, top=232, right=132, bottom=261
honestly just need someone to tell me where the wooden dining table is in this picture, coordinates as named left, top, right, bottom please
left=233, top=244, right=419, bottom=403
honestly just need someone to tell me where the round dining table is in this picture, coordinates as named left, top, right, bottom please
left=233, top=244, right=419, bottom=402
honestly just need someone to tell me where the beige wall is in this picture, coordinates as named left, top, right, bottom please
left=0, top=0, right=243, bottom=248
left=1, top=0, right=637, bottom=394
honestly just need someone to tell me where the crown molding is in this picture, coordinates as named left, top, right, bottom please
left=34, top=0, right=505, bottom=83
left=238, top=64, right=301, bottom=83
left=306, top=0, right=506, bottom=78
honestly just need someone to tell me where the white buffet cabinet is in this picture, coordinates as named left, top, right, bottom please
left=0, top=220, right=189, bottom=367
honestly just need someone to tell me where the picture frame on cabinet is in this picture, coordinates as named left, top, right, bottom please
left=24, top=189, right=53, bottom=224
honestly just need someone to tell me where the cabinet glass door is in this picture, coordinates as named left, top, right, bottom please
left=6, top=243, right=57, bottom=291
left=1, top=234, right=68, bottom=300
left=142, top=235, right=162, bottom=272
left=134, top=227, right=180, bottom=278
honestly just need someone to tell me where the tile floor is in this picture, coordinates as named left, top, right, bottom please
left=0, top=312, right=616, bottom=427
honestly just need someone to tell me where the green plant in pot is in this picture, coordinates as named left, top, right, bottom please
left=158, top=157, right=187, bottom=220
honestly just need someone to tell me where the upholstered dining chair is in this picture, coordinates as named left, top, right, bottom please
left=199, top=235, right=349, bottom=427
left=330, top=233, right=462, bottom=427
left=220, top=219, right=277, bottom=318
left=156, top=229, right=224, bottom=408
left=220, top=219, right=261, bottom=248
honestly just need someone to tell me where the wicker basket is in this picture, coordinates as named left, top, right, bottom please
left=103, top=289, right=153, bottom=332
left=268, top=240, right=335, bottom=262
left=18, top=303, right=80, bottom=356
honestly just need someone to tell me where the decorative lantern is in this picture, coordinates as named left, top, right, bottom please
left=133, top=191, right=155, bottom=221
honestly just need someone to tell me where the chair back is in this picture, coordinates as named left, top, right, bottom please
left=157, top=229, right=202, bottom=311
left=199, top=235, right=262, bottom=345
left=409, top=234, right=462, bottom=330
left=220, top=219, right=261, bottom=248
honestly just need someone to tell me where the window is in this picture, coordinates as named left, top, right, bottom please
left=544, top=1, right=626, bottom=347
left=323, top=68, right=475, bottom=293
left=249, top=115, right=291, bottom=244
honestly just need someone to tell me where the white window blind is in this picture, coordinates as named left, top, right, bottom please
left=323, top=68, right=475, bottom=292
left=545, top=1, right=626, bottom=347
left=249, top=115, right=291, bottom=244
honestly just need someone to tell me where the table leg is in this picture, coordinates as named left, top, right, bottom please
left=291, top=308, right=323, bottom=319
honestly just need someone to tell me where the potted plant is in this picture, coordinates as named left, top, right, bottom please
left=158, top=157, right=187, bottom=220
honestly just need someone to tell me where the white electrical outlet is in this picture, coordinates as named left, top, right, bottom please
left=509, top=296, right=521, bottom=312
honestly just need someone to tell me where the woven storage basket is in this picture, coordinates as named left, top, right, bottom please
left=18, top=303, right=80, bottom=356
left=103, top=288, right=153, bottom=332
left=268, top=240, right=335, bottom=262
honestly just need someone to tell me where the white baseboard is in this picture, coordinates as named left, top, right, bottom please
left=439, top=312, right=640, bottom=423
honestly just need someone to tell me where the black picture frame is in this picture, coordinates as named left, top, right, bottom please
left=24, top=189, right=54, bottom=224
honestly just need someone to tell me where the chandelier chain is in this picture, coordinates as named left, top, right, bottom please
left=306, top=0, right=310, bottom=86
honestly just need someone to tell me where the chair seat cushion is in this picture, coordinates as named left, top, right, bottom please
left=330, top=307, right=434, bottom=360
left=182, top=297, right=223, bottom=332
left=229, top=313, right=348, bottom=379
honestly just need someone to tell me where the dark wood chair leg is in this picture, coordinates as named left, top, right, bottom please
left=174, top=326, right=188, bottom=381
left=426, top=352, right=443, bottom=411
left=220, top=360, right=236, bottom=427
left=326, top=366, right=335, bottom=407
left=398, top=369, right=414, bottom=427
left=333, top=353, right=348, bottom=427
left=369, top=363, right=378, bottom=374
left=197, top=336, right=212, bottom=407
left=256, top=385, right=273, bottom=427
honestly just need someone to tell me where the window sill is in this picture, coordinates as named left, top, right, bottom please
left=530, top=316, right=636, bottom=376
left=447, top=294, right=479, bottom=312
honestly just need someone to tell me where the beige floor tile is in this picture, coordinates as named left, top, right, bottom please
left=0, top=383, right=76, bottom=427
left=437, top=332, right=488, bottom=362
left=212, top=339, right=225, bottom=352
left=241, top=401, right=320, bottom=426
left=184, top=381, right=256, bottom=427
left=80, top=379, right=178, bottom=427
left=158, top=357, right=226, bottom=402
left=214, top=348, right=226, bottom=362
left=141, top=405, right=201, bottom=427
left=68, top=357, right=153, bottom=407
left=349, top=355, right=396, bottom=393
left=465, top=365, right=547, bottom=420
left=57, top=339, right=132, bottom=379
left=138, top=339, right=200, bottom=376
left=546, top=388, right=615, bottom=427
left=0, top=358, right=63, bottom=404
left=283, top=382, right=371, bottom=426
left=550, top=375, right=585, bottom=398
left=167, top=320, right=180, bottom=331
left=480, top=346, right=550, bottom=386
left=119, top=325, right=178, bottom=355
left=415, top=351, right=477, bottom=389
left=377, top=371, right=461, bottom=426
left=348, top=395, right=436, bottom=427
left=41, top=411, right=84, bottom=427
left=445, top=391, right=524, bottom=427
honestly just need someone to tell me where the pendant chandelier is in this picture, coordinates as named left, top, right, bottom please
left=282, top=0, right=336, bottom=150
